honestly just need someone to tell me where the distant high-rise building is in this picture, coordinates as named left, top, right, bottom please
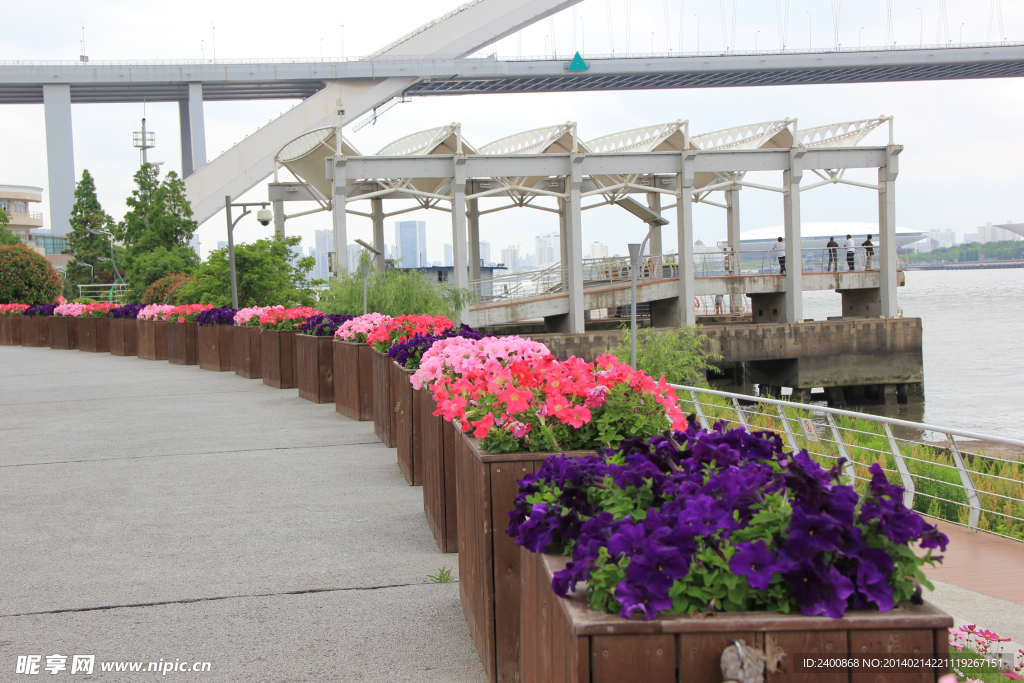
left=348, top=244, right=361, bottom=273
left=501, top=245, right=520, bottom=271
left=314, top=229, right=334, bottom=280
left=977, top=222, right=1020, bottom=244
left=395, top=220, right=427, bottom=268
left=216, top=241, right=228, bottom=250
left=535, top=233, right=560, bottom=267
left=444, top=243, right=453, bottom=267
left=589, top=241, right=608, bottom=260
left=190, top=234, right=201, bottom=257
left=479, top=240, right=491, bottom=265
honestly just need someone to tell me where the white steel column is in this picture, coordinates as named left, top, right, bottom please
left=187, top=83, right=207, bottom=170
left=451, top=158, right=469, bottom=292
left=371, top=198, right=386, bottom=272
left=43, top=84, right=75, bottom=237
left=566, top=157, right=585, bottom=333
left=468, top=197, right=481, bottom=281
left=558, top=197, right=569, bottom=289
left=726, top=187, right=741, bottom=275
left=677, top=153, right=696, bottom=326
left=273, top=200, right=285, bottom=238
left=647, top=191, right=663, bottom=262
left=178, top=101, right=194, bottom=177
left=331, top=157, right=348, bottom=275
left=782, top=151, right=805, bottom=323
left=878, top=145, right=901, bottom=317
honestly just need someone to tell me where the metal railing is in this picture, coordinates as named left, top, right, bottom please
left=671, top=383, right=1024, bottom=542
left=76, top=283, right=127, bottom=303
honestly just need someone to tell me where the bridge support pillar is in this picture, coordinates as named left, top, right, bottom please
left=451, top=158, right=469, bottom=296
left=468, top=198, right=481, bottom=282
left=179, top=101, right=193, bottom=177
left=43, top=84, right=75, bottom=237
left=273, top=200, right=285, bottom=238
left=676, top=153, right=697, bottom=327
left=331, top=157, right=348, bottom=275
left=783, top=152, right=804, bottom=323
left=647, top=192, right=663, bottom=270
left=186, top=83, right=207, bottom=171
left=371, top=198, right=385, bottom=273
left=566, top=158, right=585, bottom=334
left=558, top=198, right=568, bottom=290
left=839, top=288, right=881, bottom=318
left=649, top=298, right=681, bottom=328
left=879, top=145, right=901, bottom=317
left=726, top=187, right=743, bottom=313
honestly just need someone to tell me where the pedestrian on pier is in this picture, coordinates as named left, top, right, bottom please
left=714, top=294, right=724, bottom=314
left=772, top=237, right=786, bottom=274
left=826, top=236, right=839, bottom=271
left=862, top=235, right=875, bottom=270
left=844, top=234, right=856, bottom=270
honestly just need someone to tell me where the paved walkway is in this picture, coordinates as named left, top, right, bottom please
left=0, top=346, right=486, bottom=682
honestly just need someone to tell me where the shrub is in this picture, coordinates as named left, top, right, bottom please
left=142, top=273, right=199, bottom=304
left=0, top=244, right=63, bottom=305
left=319, top=262, right=475, bottom=319
left=614, top=324, right=722, bottom=387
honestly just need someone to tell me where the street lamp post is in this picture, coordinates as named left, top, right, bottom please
left=628, top=222, right=657, bottom=370
left=354, top=239, right=381, bottom=316
left=224, top=196, right=271, bottom=310
left=86, top=228, right=122, bottom=283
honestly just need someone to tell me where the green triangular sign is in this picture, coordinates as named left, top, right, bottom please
left=568, top=52, right=588, bottom=72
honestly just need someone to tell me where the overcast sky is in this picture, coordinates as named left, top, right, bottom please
left=3, top=0, right=1023, bottom=263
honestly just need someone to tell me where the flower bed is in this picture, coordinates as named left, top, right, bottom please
left=109, top=305, right=143, bottom=357
left=258, top=307, right=321, bottom=389
left=20, top=305, right=54, bottom=347
left=296, top=315, right=351, bottom=404
left=233, top=307, right=270, bottom=379
left=0, top=304, right=28, bottom=345
left=509, top=427, right=954, bottom=683
left=72, top=302, right=117, bottom=353
left=50, top=304, right=80, bottom=350
left=166, top=305, right=213, bottom=366
left=137, top=305, right=173, bottom=361
left=333, top=313, right=394, bottom=434
left=420, top=390, right=460, bottom=552
left=197, top=307, right=236, bottom=372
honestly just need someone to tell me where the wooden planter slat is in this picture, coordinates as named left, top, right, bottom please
left=234, top=326, right=262, bottom=379
left=522, top=551, right=953, bottom=683
left=333, top=340, right=374, bottom=420
left=21, top=316, right=51, bottom=347
left=296, top=334, right=334, bottom=403
left=198, top=324, right=234, bottom=371
left=0, top=316, right=23, bottom=345
left=261, top=329, right=298, bottom=389
left=392, top=362, right=423, bottom=485
left=167, top=322, right=199, bottom=365
left=372, top=350, right=397, bottom=447
left=109, top=318, right=138, bottom=356
left=77, top=317, right=110, bottom=353
left=49, top=316, right=78, bottom=350
left=137, top=320, right=169, bottom=360
left=457, top=431, right=596, bottom=683
left=421, top=390, right=459, bottom=553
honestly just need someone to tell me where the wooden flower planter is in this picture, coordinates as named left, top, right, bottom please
left=261, top=329, right=298, bottom=389
left=457, top=432, right=595, bottom=683
left=0, top=316, right=23, bottom=345
left=109, top=318, right=138, bottom=356
left=296, top=334, right=334, bottom=403
left=234, top=326, right=262, bottom=379
left=372, top=349, right=397, bottom=448
left=167, top=322, right=199, bottom=365
left=49, top=316, right=78, bottom=350
left=77, top=317, right=110, bottom=353
left=138, top=320, right=169, bottom=360
left=392, top=361, right=422, bottom=485
left=333, top=340, right=373, bottom=420
left=421, top=390, right=459, bottom=553
left=21, top=316, right=51, bottom=347
left=521, top=550, right=954, bottom=683
left=198, top=324, right=234, bottom=371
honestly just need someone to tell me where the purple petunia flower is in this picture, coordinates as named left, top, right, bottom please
left=729, top=540, right=779, bottom=590
left=614, top=580, right=674, bottom=620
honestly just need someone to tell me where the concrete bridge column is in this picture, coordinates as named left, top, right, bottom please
left=186, top=83, right=207, bottom=171
left=558, top=197, right=569, bottom=290
left=878, top=145, right=901, bottom=317
left=42, top=84, right=75, bottom=237
left=451, top=158, right=469, bottom=293
left=647, top=191, right=663, bottom=268
left=331, top=157, right=348, bottom=275
left=566, top=157, right=586, bottom=334
left=371, top=198, right=385, bottom=273
left=783, top=151, right=804, bottom=323
left=273, top=200, right=285, bottom=238
left=726, top=186, right=743, bottom=313
left=676, top=153, right=697, bottom=327
left=468, top=197, right=481, bottom=282
left=178, top=101, right=193, bottom=177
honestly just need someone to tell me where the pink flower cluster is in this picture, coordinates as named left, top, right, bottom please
left=233, top=306, right=273, bottom=326
left=365, top=314, right=454, bottom=351
left=411, top=336, right=550, bottom=390
left=167, top=304, right=214, bottom=323
left=138, top=304, right=177, bottom=321
left=334, top=313, right=392, bottom=343
left=54, top=302, right=90, bottom=317
left=947, top=625, right=1023, bottom=681
left=257, top=305, right=323, bottom=330
left=0, top=303, right=30, bottom=316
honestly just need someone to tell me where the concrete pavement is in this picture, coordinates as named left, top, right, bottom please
left=0, top=345, right=485, bottom=682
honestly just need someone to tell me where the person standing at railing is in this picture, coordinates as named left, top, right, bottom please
left=714, top=294, right=724, bottom=314
left=862, top=234, right=875, bottom=270
left=771, top=236, right=786, bottom=274
left=844, top=234, right=857, bottom=270
left=826, top=236, right=839, bottom=272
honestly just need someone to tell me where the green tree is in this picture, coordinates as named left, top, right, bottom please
left=177, top=236, right=318, bottom=307
left=0, top=210, right=19, bottom=246
left=613, top=325, right=722, bottom=387
left=0, top=244, right=63, bottom=304
left=118, top=163, right=200, bottom=302
left=60, top=170, right=118, bottom=298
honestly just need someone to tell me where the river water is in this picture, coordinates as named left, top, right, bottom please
left=799, top=268, right=1024, bottom=440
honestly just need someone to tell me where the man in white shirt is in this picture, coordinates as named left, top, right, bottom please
left=844, top=234, right=856, bottom=270
left=771, top=237, right=786, bottom=274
